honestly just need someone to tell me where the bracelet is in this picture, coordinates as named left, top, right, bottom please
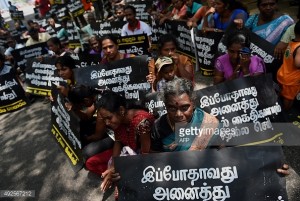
left=214, top=28, right=218, bottom=32
left=244, top=74, right=250, bottom=77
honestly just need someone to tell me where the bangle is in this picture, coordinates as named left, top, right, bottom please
left=214, top=28, right=218, bottom=32
left=244, top=73, right=250, bottom=77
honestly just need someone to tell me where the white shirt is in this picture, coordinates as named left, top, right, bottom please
left=121, top=20, right=152, bottom=36
left=4, top=44, right=24, bottom=56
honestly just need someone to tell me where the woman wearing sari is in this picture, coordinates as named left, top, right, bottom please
left=245, top=0, right=294, bottom=46
left=151, top=78, right=220, bottom=152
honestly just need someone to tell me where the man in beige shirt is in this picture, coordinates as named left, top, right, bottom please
left=25, top=28, right=51, bottom=46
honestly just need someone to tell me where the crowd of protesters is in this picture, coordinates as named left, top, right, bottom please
left=0, top=0, right=299, bottom=200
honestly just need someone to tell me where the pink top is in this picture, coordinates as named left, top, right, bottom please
left=215, top=54, right=265, bottom=80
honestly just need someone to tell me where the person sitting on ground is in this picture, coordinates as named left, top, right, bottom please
left=100, top=35, right=134, bottom=64
left=121, top=5, right=152, bottom=50
left=97, top=91, right=155, bottom=192
left=187, top=0, right=215, bottom=30
left=4, top=37, right=24, bottom=64
left=54, top=55, right=76, bottom=97
left=81, top=13, right=96, bottom=37
left=25, top=28, right=51, bottom=47
left=88, top=35, right=102, bottom=56
left=151, top=78, right=220, bottom=152
left=147, top=33, right=194, bottom=85
left=159, top=0, right=187, bottom=24
left=213, top=31, right=265, bottom=85
left=202, top=0, right=248, bottom=32
left=148, top=56, right=178, bottom=92
left=68, top=85, right=114, bottom=176
left=277, top=20, right=300, bottom=110
left=47, top=37, right=72, bottom=57
left=46, top=17, right=61, bottom=37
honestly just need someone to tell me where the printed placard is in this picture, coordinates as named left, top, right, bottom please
left=91, top=21, right=126, bottom=37
left=25, top=57, right=63, bottom=96
left=11, top=43, right=49, bottom=72
left=118, top=34, right=149, bottom=56
left=74, top=55, right=151, bottom=100
left=50, top=87, right=83, bottom=172
left=194, top=31, right=224, bottom=76
left=0, top=72, right=28, bottom=115
left=115, top=146, right=287, bottom=201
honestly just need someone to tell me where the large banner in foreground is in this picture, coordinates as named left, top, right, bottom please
left=115, top=146, right=287, bottom=201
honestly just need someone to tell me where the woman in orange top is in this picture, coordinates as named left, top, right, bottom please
left=277, top=21, right=300, bottom=110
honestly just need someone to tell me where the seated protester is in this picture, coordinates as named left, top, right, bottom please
left=0, top=53, right=14, bottom=75
left=4, top=37, right=24, bottom=64
left=81, top=13, right=96, bottom=36
left=159, top=0, right=187, bottom=24
left=187, top=0, right=215, bottom=30
left=100, top=35, right=134, bottom=64
left=245, top=0, right=294, bottom=46
left=47, top=37, right=72, bottom=57
left=213, top=31, right=265, bottom=85
left=121, top=5, right=152, bottom=50
left=25, top=28, right=51, bottom=47
left=54, top=55, right=76, bottom=97
left=277, top=20, right=300, bottom=110
left=56, top=19, right=69, bottom=47
left=151, top=78, right=220, bottom=152
left=147, top=34, right=194, bottom=84
left=88, top=35, right=102, bottom=56
left=147, top=56, right=178, bottom=92
left=97, top=91, right=155, bottom=192
left=33, top=22, right=46, bottom=33
left=111, top=6, right=126, bottom=22
left=45, top=17, right=61, bottom=37
left=185, top=0, right=202, bottom=19
left=202, top=0, right=248, bottom=32
left=68, top=85, right=114, bottom=176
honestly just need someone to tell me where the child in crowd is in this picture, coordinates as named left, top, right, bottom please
left=155, top=56, right=177, bottom=91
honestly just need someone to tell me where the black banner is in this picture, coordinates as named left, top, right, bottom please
left=194, top=74, right=283, bottom=146
left=69, top=53, right=101, bottom=68
left=74, top=55, right=151, bottom=100
left=0, top=37, right=7, bottom=50
left=91, top=21, right=126, bottom=37
left=130, top=1, right=151, bottom=23
left=0, top=72, right=28, bottom=115
left=150, top=19, right=168, bottom=51
left=194, top=31, right=224, bottom=76
left=166, top=21, right=196, bottom=64
left=11, top=43, right=49, bottom=72
left=25, top=57, right=63, bottom=96
left=144, top=92, right=167, bottom=118
left=115, top=146, right=287, bottom=201
left=67, top=0, right=85, bottom=17
left=118, top=34, right=149, bottom=56
left=50, top=87, right=83, bottom=172
left=55, top=5, right=70, bottom=22
left=66, top=21, right=81, bottom=49
left=10, top=11, right=24, bottom=20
